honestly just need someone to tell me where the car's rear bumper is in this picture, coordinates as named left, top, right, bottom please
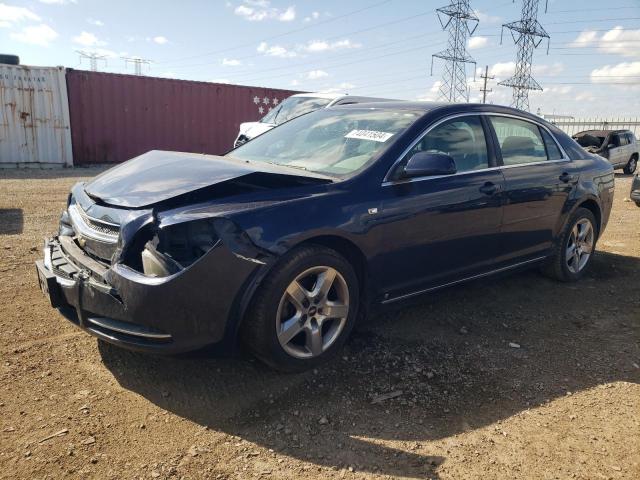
left=36, top=236, right=259, bottom=355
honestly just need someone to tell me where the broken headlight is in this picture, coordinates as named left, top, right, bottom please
left=140, top=219, right=220, bottom=277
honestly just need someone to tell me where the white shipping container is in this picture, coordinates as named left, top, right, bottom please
left=0, top=64, right=73, bottom=167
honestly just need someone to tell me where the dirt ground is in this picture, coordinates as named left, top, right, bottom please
left=0, top=167, right=638, bottom=480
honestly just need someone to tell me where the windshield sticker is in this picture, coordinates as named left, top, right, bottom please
left=345, top=130, right=394, bottom=143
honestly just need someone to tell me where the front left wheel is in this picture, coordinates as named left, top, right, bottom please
left=241, top=245, right=359, bottom=372
left=623, top=155, right=637, bottom=175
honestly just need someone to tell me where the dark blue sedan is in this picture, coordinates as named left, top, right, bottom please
left=36, top=102, right=615, bottom=371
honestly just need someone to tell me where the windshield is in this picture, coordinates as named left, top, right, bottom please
left=229, top=108, right=422, bottom=177
left=260, top=96, right=333, bottom=125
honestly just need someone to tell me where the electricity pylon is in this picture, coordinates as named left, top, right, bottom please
left=498, top=0, right=550, bottom=111
left=431, top=1, right=479, bottom=103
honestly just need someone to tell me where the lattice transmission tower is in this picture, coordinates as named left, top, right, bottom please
left=498, top=0, right=550, bottom=111
left=431, top=1, right=479, bottom=103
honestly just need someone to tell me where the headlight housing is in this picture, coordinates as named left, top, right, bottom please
left=133, top=219, right=220, bottom=277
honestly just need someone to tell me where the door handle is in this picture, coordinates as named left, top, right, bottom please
left=559, top=172, right=575, bottom=183
left=479, top=182, right=500, bottom=195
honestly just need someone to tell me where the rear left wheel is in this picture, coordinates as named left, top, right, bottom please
left=242, top=245, right=359, bottom=372
left=542, top=207, right=597, bottom=282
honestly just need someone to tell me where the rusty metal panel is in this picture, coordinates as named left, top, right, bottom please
left=0, top=65, right=73, bottom=167
left=65, top=70, right=301, bottom=165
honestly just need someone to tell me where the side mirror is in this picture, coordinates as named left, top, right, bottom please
left=607, top=144, right=616, bottom=149
left=401, top=152, right=456, bottom=178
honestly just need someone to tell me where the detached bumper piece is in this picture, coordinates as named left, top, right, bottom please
left=36, top=237, right=173, bottom=349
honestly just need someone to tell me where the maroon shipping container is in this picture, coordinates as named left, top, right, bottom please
left=65, top=70, right=301, bottom=165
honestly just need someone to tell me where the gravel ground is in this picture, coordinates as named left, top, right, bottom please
left=0, top=168, right=638, bottom=480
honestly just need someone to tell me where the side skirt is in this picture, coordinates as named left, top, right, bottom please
left=381, top=255, right=549, bottom=305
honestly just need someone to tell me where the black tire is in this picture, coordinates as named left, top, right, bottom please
left=623, top=155, right=638, bottom=175
left=542, top=207, right=597, bottom=282
left=241, top=245, right=359, bottom=372
left=0, top=54, right=19, bottom=65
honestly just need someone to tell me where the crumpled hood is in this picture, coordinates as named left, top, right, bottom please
left=84, top=150, right=331, bottom=208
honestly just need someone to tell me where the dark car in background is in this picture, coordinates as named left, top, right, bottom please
left=36, top=102, right=615, bottom=371
left=573, top=129, right=638, bottom=174
left=631, top=174, right=640, bottom=207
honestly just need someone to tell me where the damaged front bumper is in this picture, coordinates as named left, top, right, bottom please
left=35, top=234, right=261, bottom=354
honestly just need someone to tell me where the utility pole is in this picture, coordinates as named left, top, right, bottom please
left=76, top=50, right=108, bottom=72
left=431, top=1, right=479, bottom=103
left=479, top=65, right=494, bottom=103
left=498, top=0, right=550, bottom=111
left=122, top=57, right=152, bottom=76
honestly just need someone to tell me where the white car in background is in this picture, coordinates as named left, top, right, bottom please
left=233, top=92, right=394, bottom=148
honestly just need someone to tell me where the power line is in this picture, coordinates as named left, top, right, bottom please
left=122, top=57, right=152, bottom=76
left=76, top=50, right=108, bottom=72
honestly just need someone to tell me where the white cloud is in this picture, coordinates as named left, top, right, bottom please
left=303, top=38, right=361, bottom=53
left=73, top=31, right=106, bottom=47
left=306, top=69, right=328, bottom=80
left=467, top=36, right=488, bottom=50
left=278, top=6, right=295, bottom=21
left=569, top=30, right=598, bottom=47
left=256, top=41, right=297, bottom=58
left=304, top=11, right=321, bottom=22
left=222, top=57, right=242, bottom=66
left=87, top=18, right=104, bottom=27
left=39, top=0, right=77, bottom=4
left=234, top=1, right=296, bottom=22
left=570, top=27, right=640, bottom=57
left=10, top=23, right=58, bottom=46
left=591, top=61, right=640, bottom=90
left=0, top=3, right=40, bottom=28
left=489, top=61, right=516, bottom=77
left=474, top=9, right=500, bottom=24
left=153, top=36, right=169, bottom=45
left=290, top=79, right=300, bottom=86
left=211, top=78, right=231, bottom=84
left=416, top=80, right=443, bottom=101
left=321, top=82, right=355, bottom=93
left=533, top=62, right=564, bottom=76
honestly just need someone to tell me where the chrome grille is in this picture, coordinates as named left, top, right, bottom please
left=79, top=210, right=120, bottom=237
left=68, top=204, right=120, bottom=243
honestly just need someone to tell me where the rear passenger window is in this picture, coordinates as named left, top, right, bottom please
left=490, top=116, right=547, bottom=165
left=540, top=128, right=563, bottom=160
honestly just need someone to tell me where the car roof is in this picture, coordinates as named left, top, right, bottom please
left=573, top=129, right=632, bottom=137
left=331, top=100, right=450, bottom=111
left=290, top=92, right=345, bottom=100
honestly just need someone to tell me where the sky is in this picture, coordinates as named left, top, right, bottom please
left=1, top=0, right=639, bottom=117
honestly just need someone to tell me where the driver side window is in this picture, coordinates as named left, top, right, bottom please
left=404, top=116, right=489, bottom=173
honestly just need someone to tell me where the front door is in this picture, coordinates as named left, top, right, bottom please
left=372, top=115, right=505, bottom=301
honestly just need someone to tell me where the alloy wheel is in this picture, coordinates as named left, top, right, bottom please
left=275, top=266, right=350, bottom=359
left=566, top=218, right=595, bottom=274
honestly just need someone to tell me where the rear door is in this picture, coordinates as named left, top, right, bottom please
left=488, top=115, right=576, bottom=262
